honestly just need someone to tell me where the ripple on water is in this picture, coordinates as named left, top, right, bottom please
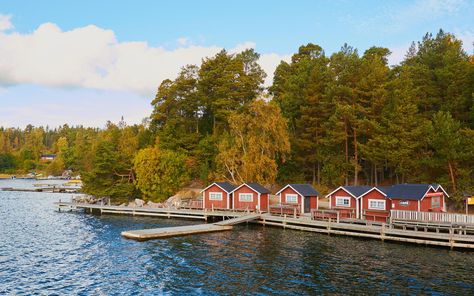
left=1, top=181, right=474, bottom=295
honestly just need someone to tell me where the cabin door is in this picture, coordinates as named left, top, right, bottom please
left=304, top=196, right=311, bottom=213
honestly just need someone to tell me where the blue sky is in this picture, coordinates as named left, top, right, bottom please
left=0, top=0, right=473, bottom=127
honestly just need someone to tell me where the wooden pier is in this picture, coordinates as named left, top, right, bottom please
left=122, top=214, right=261, bottom=240
left=55, top=201, right=474, bottom=249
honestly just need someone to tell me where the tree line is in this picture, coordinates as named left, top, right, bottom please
left=1, top=30, right=473, bottom=203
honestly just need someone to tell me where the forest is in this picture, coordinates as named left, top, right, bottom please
left=0, top=30, right=473, bottom=203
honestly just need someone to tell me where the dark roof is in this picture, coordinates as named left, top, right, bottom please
left=385, top=184, right=433, bottom=200
left=342, top=186, right=373, bottom=197
left=214, top=182, right=237, bottom=193
left=376, top=186, right=392, bottom=195
left=246, top=183, right=270, bottom=194
left=289, top=184, right=320, bottom=197
left=41, top=154, right=56, bottom=158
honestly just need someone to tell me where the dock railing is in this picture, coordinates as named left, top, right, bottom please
left=391, top=210, right=474, bottom=225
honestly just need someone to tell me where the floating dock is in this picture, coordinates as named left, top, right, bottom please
left=55, top=201, right=474, bottom=249
left=121, top=224, right=234, bottom=240
left=121, top=214, right=261, bottom=240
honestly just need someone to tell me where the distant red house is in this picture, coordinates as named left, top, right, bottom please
left=276, top=184, right=319, bottom=214
left=230, top=183, right=270, bottom=212
left=201, top=182, right=236, bottom=210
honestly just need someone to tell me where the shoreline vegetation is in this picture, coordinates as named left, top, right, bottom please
left=1, top=30, right=473, bottom=208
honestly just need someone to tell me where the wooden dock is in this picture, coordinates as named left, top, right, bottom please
left=121, top=214, right=261, bottom=240
left=55, top=200, right=474, bottom=249
left=121, top=224, right=234, bottom=240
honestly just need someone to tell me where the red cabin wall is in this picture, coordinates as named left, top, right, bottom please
left=203, top=184, right=229, bottom=209
left=310, top=196, right=318, bottom=210
left=260, top=193, right=269, bottom=211
left=420, top=188, right=445, bottom=212
left=233, top=185, right=259, bottom=210
left=280, top=187, right=302, bottom=208
left=280, top=187, right=318, bottom=213
left=361, top=190, right=391, bottom=222
left=329, top=188, right=357, bottom=218
left=330, top=188, right=356, bottom=209
left=391, top=199, right=419, bottom=211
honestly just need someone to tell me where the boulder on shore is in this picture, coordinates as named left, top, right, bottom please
left=146, top=201, right=162, bottom=208
left=134, top=198, right=145, bottom=207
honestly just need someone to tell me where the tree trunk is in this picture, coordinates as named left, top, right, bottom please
left=344, top=120, right=349, bottom=186
left=312, top=163, right=316, bottom=184
left=448, top=161, right=456, bottom=193
left=317, top=161, right=321, bottom=185
left=374, top=163, right=378, bottom=186
left=353, top=128, right=358, bottom=186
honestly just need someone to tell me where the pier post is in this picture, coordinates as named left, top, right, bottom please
left=381, top=223, right=385, bottom=242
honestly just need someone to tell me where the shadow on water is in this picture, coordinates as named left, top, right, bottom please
left=1, top=181, right=473, bottom=295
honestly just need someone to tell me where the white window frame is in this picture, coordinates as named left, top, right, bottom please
left=431, top=196, right=440, bottom=208
left=335, top=196, right=350, bottom=207
left=285, top=194, right=298, bottom=203
left=368, top=199, right=386, bottom=210
left=209, top=192, right=223, bottom=201
left=399, top=200, right=409, bottom=206
left=239, top=193, right=253, bottom=202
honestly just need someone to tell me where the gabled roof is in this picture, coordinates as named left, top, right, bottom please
left=230, top=183, right=270, bottom=194
left=342, top=186, right=373, bottom=198
left=247, top=183, right=270, bottom=194
left=385, top=184, right=441, bottom=201
left=325, top=186, right=357, bottom=198
left=276, top=184, right=320, bottom=197
left=359, top=186, right=387, bottom=198
left=200, top=182, right=236, bottom=193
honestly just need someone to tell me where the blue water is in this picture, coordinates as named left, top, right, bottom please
left=1, top=180, right=473, bottom=295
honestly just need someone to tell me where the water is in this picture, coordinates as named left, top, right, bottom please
left=1, top=180, right=473, bottom=295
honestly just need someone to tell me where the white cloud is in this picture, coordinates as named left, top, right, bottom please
left=0, top=16, right=288, bottom=96
left=0, top=14, right=13, bottom=31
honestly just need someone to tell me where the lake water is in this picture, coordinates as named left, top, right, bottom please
left=1, top=180, right=473, bottom=295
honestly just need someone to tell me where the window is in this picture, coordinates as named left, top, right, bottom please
left=335, top=196, right=350, bottom=207
left=399, top=200, right=409, bottom=206
left=209, top=192, right=222, bottom=201
left=239, top=193, right=253, bottom=202
left=432, top=197, right=440, bottom=208
left=285, top=194, right=298, bottom=203
left=368, top=199, right=386, bottom=210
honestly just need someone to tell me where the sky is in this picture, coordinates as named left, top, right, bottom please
left=0, top=0, right=473, bottom=128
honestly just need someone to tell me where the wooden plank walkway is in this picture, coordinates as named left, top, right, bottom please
left=121, top=224, right=233, bottom=240
left=122, top=213, right=261, bottom=240
left=214, top=213, right=261, bottom=225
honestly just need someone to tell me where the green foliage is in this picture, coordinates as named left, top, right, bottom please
left=0, top=153, right=16, bottom=172
left=1, top=30, right=473, bottom=203
left=133, top=147, right=189, bottom=202
left=82, top=141, right=135, bottom=203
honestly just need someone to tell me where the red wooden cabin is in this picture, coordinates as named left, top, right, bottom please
left=275, top=184, right=319, bottom=215
left=326, top=186, right=372, bottom=219
left=201, top=182, right=236, bottom=210
left=387, top=184, right=447, bottom=213
left=230, top=183, right=269, bottom=212
left=360, top=187, right=392, bottom=222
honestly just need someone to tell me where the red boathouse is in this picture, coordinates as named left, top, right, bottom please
left=230, top=183, right=270, bottom=212
left=275, top=184, right=319, bottom=215
left=386, top=184, right=447, bottom=212
left=201, top=182, right=236, bottom=210
left=360, top=187, right=392, bottom=222
left=326, top=186, right=372, bottom=219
